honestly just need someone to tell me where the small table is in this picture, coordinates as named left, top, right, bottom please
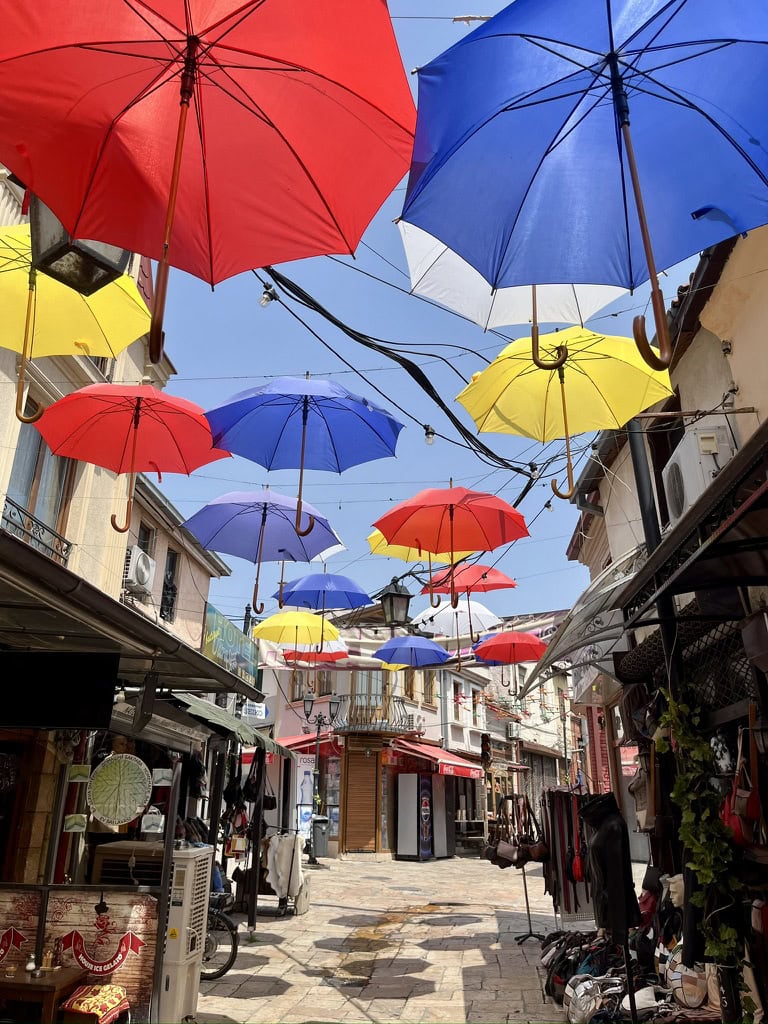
left=0, top=966, right=88, bottom=1023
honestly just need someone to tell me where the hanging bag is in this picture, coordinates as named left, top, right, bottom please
left=720, top=729, right=755, bottom=845
left=570, top=793, right=585, bottom=883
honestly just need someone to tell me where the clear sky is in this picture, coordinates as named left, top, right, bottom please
left=157, top=2, right=698, bottom=632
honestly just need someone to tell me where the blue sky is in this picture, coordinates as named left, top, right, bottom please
left=158, top=2, right=698, bottom=630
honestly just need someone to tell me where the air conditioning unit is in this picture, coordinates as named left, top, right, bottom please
left=124, top=544, right=156, bottom=595
left=507, top=720, right=521, bottom=740
left=661, top=425, right=736, bottom=526
left=92, top=842, right=212, bottom=1022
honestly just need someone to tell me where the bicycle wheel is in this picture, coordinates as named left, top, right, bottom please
left=200, top=910, right=239, bottom=981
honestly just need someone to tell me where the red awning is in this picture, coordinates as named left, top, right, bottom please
left=394, top=739, right=484, bottom=779
left=271, top=731, right=333, bottom=751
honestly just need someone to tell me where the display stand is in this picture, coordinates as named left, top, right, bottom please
left=515, top=863, right=545, bottom=944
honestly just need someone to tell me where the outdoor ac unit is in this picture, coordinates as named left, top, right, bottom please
left=124, top=544, right=156, bottom=595
left=661, top=425, right=736, bottom=526
left=507, top=720, right=521, bottom=740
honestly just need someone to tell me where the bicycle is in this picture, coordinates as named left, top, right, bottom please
left=200, top=892, right=239, bottom=981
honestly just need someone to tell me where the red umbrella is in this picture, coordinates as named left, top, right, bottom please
left=420, top=563, right=516, bottom=596
left=0, top=1, right=415, bottom=359
left=36, top=383, right=229, bottom=532
left=373, top=485, right=528, bottom=607
left=473, top=631, right=547, bottom=665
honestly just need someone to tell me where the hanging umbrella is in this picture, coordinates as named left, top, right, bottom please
left=181, top=489, right=342, bottom=613
left=373, top=484, right=528, bottom=607
left=421, top=563, right=516, bottom=596
left=366, top=528, right=476, bottom=566
left=401, top=2, right=768, bottom=370
left=0, top=224, right=150, bottom=423
left=0, top=1, right=416, bottom=360
left=205, top=376, right=405, bottom=534
left=373, top=635, right=450, bottom=668
left=282, top=639, right=349, bottom=665
left=456, top=326, right=673, bottom=498
left=411, top=595, right=501, bottom=667
left=253, top=611, right=339, bottom=649
left=397, top=220, right=626, bottom=339
left=474, top=631, right=547, bottom=666
left=275, top=572, right=372, bottom=612
left=35, top=383, right=229, bottom=532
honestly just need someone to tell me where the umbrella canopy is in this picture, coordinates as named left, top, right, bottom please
left=411, top=597, right=501, bottom=639
left=473, top=631, right=547, bottom=666
left=456, top=326, right=673, bottom=498
left=205, top=376, right=404, bottom=535
left=253, top=611, right=339, bottom=649
left=421, top=563, right=516, bottom=596
left=373, top=485, right=528, bottom=606
left=35, top=383, right=229, bottom=532
left=282, top=639, right=349, bottom=665
left=0, top=0, right=415, bottom=358
left=275, top=572, right=372, bottom=612
left=0, top=224, right=150, bottom=423
left=401, top=2, right=768, bottom=369
left=398, top=221, right=626, bottom=332
left=366, top=528, right=475, bottom=565
left=373, top=635, right=450, bottom=668
left=181, top=489, right=342, bottom=613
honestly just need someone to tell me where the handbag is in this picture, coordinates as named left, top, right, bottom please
left=720, top=729, right=755, bottom=846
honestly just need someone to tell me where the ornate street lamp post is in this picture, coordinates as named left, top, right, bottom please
left=302, top=693, right=340, bottom=865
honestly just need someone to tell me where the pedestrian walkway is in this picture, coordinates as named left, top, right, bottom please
left=196, top=853, right=569, bottom=1024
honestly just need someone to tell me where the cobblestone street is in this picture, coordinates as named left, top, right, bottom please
left=196, top=853, right=569, bottom=1024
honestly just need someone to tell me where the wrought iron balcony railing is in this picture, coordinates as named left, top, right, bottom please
left=333, top=694, right=412, bottom=734
left=1, top=497, right=72, bottom=566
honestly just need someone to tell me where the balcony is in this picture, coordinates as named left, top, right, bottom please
left=1, top=497, right=72, bottom=566
left=333, top=694, right=413, bottom=735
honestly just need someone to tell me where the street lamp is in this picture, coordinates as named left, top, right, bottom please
left=302, top=693, right=341, bottom=865
left=379, top=577, right=412, bottom=633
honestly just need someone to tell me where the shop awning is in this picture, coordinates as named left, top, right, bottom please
left=519, top=543, right=647, bottom=699
left=393, top=739, right=484, bottom=779
left=175, top=693, right=295, bottom=758
left=276, top=731, right=333, bottom=752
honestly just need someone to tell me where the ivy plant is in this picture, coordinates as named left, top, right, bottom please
left=655, top=687, right=744, bottom=966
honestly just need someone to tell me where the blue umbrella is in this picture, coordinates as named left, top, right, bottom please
left=402, top=1, right=768, bottom=370
left=205, top=376, right=404, bottom=535
left=181, top=489, right=342, bottom=613
left=274, top=571, right=373, bottom=611
left=373, top=635, right=451, bottom=668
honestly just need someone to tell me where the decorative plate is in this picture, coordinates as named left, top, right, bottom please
left=86, top=753, right=152, bottom=826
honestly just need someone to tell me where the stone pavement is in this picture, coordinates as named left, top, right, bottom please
left=195, top=852, right=574, bottom=1024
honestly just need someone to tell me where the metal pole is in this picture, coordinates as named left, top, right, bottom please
left=307, top=717, right=323, bottom=866
left=246, top=746, right=266, bottom=932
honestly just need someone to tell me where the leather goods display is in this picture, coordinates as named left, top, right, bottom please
left=720, top=727, right=760, bottom=846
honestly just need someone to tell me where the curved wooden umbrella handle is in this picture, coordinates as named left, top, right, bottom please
left=111, top=474, right=136, bottom=533
left=429, top=586, right=441, bottom=608
left=16, top=270, right=43, bottom=423
left=633, top=310, right=672, bottom=371
left=531, top=288, right=568, bottom=370
left=295, top=500, right=316, bottom=537
left=551, top=368, right=577, bottom=501
left=278, top=560, right=286, bottom=609
left=251, top=580, right=265, bottom=616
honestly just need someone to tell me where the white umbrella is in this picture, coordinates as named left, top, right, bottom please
left=398, top=221, right=626, bottom=332
left=411, top=596, right=501, bottom=640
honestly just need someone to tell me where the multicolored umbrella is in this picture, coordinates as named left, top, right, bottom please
left=205, top=376, right=404, bottom=535
left=181, top=489, right=342, bottom=612
left=35, top=383, right=229, bottom=532
left=0, top=1, right=415, bottom=358
left=0, top=224, right=150, bottom=423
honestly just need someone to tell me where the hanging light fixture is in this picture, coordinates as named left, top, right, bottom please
left=379, top=577, right=412, bottom=628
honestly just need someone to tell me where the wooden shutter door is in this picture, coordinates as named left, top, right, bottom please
left=342, top=750, right=378, bottom=851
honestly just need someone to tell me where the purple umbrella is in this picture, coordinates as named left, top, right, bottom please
left=373, top=635, right=450, bottom=668
left=182, top=488, right=342, bottom=613
left=275, top=571, right=372, bottom=612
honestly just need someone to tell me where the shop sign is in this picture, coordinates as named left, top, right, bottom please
left=0, top=927, right=25, bottom=963
left=61, top=929, right=145, bottom=974
left=203, top=603, right=259, bottom=686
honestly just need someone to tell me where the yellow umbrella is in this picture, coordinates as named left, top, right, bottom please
left=367, top=528, right=475, bottom=564
left=456, top=326, right=673, bottom=499
left=252, top=610, right=339, bottom=650
left=0, top=223, right=150, bottom=422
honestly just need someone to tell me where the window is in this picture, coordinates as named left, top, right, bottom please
left=352, top=670, right=384, bottom=708
left=403, top=668, right=416, bottom=701
left=290, top=669, right=307, bottom=703
left=472, top=689, right=481, bottom=726
left=422, top=670, right=437, bottom=707
left=6, top=408, right=74, bottom=534
left=137, top=521, right=156, bottom=557
left=160, top=548, right=179, bottom=622
left=317, top=670, right=333, bottom=697
left=453, top=681, right=462, bottom=722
